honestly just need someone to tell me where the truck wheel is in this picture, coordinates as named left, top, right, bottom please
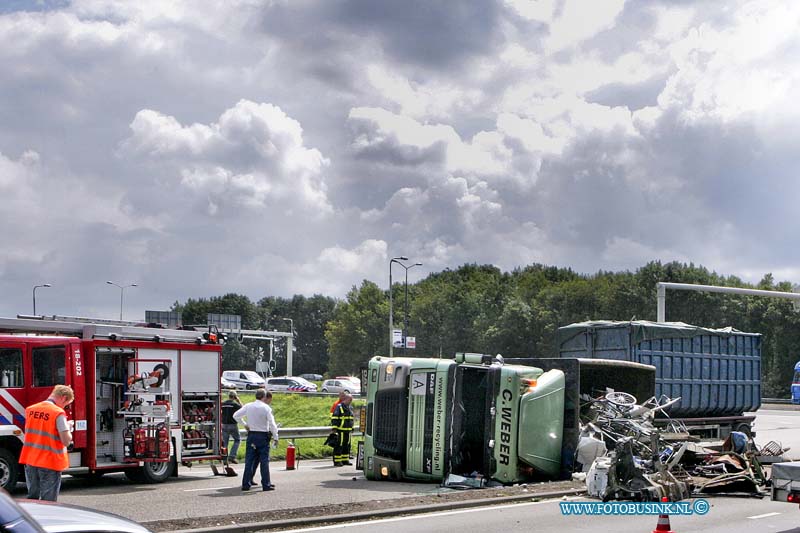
left=733, top=423, right=752, bottom=437
left=0, top=448, right=19, bottom=489
left=125, top=458, right=175, bottom=484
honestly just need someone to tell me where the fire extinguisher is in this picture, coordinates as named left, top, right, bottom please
left=286, top=441, right=296, bottom=470
left=156, top=423, right=170, bottom=459
left=123, top=426, right=134, bottom=459
left=134, top=427, right=147, bottom=457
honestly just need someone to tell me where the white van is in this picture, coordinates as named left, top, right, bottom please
left=221, top=370, right=266, bottom=390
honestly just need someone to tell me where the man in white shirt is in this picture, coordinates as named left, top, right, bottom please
left=233, top=388, right=279, bottom=491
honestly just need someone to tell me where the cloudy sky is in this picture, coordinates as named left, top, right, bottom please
left=1, top=0, right=798, bottom=320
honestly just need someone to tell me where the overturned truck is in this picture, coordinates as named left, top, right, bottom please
left=360, top=354, right=654, bottom=484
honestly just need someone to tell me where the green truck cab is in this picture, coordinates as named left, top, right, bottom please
left=362, top=353, right=569, bottom=483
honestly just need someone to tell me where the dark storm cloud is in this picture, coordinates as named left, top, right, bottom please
left=259, top=0, right=505, bottom=69
left=0, top=0, right=69, bottom=14
left=332, top=0, right=503, bottom=67
left=348, top=116, right=447, bottom=167
left=642, top=111, right=800, bottom=258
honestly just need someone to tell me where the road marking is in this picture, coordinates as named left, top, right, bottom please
left=748, top=512, right=781, bottom=519
left=274, top=497, right=582, bottom=531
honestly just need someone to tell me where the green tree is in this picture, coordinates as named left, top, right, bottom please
left=325, top=281, right=387, bottom=374
left=257, top=294, right=337, bottom=375
left=172, top=293, right=261, bottom=369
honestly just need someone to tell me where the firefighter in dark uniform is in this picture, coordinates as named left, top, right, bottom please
left=221, top=391, right=242, bottom=463
left=330, top=393, right=353, bottom=466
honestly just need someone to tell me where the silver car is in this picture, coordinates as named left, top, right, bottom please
left=0, top=488, right=151, bottom=532
left=321, top=378, right=357, bottom=394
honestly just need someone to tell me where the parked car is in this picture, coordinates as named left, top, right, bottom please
left=221, top=370, right=266, bottom=390
left=321, top=378, right=359, bottom=394
left=299, top=373, right=323, bottom=381
left=0, top=487, right=152, bottom=532
left=220, top=375, right=237, bottom=389
left=264, top=376, right=318, bottom=393
left=335, top=376, right=361, bottom=391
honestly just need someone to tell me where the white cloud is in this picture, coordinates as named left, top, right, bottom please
left=290, top=240, right=389, bottom=295
left=348, top=107, right=538, bottom=182
left=662, top=1, right=800, bottom=122
left=365, top=64, right=481, bottom=120
left=544, top=0, right=627, bottom=53
left=504, top=0, right=557, bottom=23
left=497, top=113, right=565, bottom=154
left=121, top=100, right=331, bottom=214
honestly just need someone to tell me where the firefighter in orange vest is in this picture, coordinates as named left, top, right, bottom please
left=20, top=385, right=74, bottom=501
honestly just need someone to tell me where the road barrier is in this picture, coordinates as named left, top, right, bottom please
left=223, top=389, right=361, bottom=398
left=763, top=398, right=792, bottom=405
left=239, top=426, right=363, bottom=440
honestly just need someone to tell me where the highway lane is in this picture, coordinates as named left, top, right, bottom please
left=273, top=496, right=800, bottom=533
left=754, top=408, right=800, bottom=459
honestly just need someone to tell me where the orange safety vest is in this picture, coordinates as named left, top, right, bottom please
left=19, top=400, right=69, bottom=471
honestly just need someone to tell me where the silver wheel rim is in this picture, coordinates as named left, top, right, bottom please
left=0, top=459, right=11, bottom=487
left=145, top=461, right=170, bottom=477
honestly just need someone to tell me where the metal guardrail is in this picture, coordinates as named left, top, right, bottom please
left=763, top=398, right=792, bottom=405
left=224, top=389, right=361, bottom=399
left=239, top=426, right=362, bottom=440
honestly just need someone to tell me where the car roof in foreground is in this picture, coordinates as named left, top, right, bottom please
left=19, top=500, right=152, bottom=533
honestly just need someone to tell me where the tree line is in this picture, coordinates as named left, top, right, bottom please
left=173, top=261, right=800, bottom=397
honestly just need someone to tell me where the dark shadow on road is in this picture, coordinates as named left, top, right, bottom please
left=318, top=475, right=444, bottom=495
left=9, top=471, right=205, bottom=497
left=197, top=485, right=268, bottom=498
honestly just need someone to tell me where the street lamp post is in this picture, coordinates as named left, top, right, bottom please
left=106, top=281, right=137, bottom=321
left=402, top=262, right=423, bottom=355
left=388, top=256, right=408, bottom=356
left=282, top=318, right=295, bottom=376
left=32, top=284, right=52, bottom=316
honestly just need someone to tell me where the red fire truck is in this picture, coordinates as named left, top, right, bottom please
left=0, top=316, right=225, bottom=489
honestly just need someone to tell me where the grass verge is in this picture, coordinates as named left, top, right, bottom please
left=226, top=392, right=365, bottom=461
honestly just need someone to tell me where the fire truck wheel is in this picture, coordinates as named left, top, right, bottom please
left=125, top=458, right=175, bottom=484
left=0, top=449, right=18, bottom=489
left=125, top=457, right=175, bottom=484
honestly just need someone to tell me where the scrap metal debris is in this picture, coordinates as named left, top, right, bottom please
left=578, top=390, right=779, bottom=501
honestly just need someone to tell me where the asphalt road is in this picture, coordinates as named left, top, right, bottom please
left=754, top=408, right=800, bottom=459
left=10, top=459, right=442, bottom=525
left=273, top=496, right=800, bottom=533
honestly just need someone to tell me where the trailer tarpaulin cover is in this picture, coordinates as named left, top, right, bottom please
left=556, top=320, right=755, bottom=346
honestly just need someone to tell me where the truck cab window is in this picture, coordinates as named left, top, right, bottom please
left=32, top=346, right=66, bottom=387
left=0, top=349, right=23, bottom=388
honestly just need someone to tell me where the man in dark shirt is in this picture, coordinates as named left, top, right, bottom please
left=221, top=391, right=242, bottom=463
